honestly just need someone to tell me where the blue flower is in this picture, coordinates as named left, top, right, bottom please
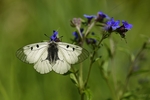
left=73, top=31, right=78, bottom=40
left=84, top=14, right=96, bottom=20
left=50, top=30, right=58, bottom=41
left=84, top=14, right=96, bottom=24
left=122, top=21, right=133, bottom=30
left=96, top=11, right=110, bottom=22
left=98, top=11, right=109, bottom=19
left=105, top=18, right=120, bottom=32
left=116, top=21, right=133, bottom=38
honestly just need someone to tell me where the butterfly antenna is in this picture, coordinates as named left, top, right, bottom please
left=44, top=34, right=49, bottom=39
left=59, top=36, right=63, bottom=41
left=56, top=27, right=60, bottom=32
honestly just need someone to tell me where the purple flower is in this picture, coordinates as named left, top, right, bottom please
left=122, top=21, right=133, bottom=30
left=50, top=30, right=59, bottom=41
left=96, top=11, right=109, bottom=22
left=84, top=14, right=96, bottom=24
left=105, top=18, right=120, bottom=33
left=86, top=38, right=96, bottom=44
left=86, top=32, right=97, bottom=45
left=116, top=21, right=133, bottom=38
left=70, top=18, right=82, bottom=28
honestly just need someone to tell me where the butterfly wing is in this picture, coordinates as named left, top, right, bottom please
left=57, top=42, right=89, bottom=64
left=16, top=42, right=48, bottom=63
left=16, top=42, right=53, bottom=74
left=52, top=50, right=71, bottom=74
left=34, top=50, right=53, bottom=74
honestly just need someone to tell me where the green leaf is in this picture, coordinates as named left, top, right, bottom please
left=63, top=71, right=72, bottom=76
left=70, top=73, right=79, bottom=87
left=122, top=91, right=134, bottom=99
left=131, top=70, right=150, bottom=76
left=94, top=56, right=102, bottom=62
left=102, top=61, right=109, bottom=72
left=130, top=53, right=135, bottom=62
left=101, top=61, right=109, bottom=78
left=84, top=88, right=92, bottom=100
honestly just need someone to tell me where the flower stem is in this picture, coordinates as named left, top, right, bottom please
left=84, top=21, right=96, bottom=37
left=76, top=26, right=83, bottom=39
left=84, top=33, right=107, bottom=87
left=119, top=42, right=147, bottom=99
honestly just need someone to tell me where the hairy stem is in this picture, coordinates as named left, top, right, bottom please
left=84, top=33, right=107, bottom=87
left=84, top=21, right=96, bottom=37
left=76, top=26, right=83, bottom=39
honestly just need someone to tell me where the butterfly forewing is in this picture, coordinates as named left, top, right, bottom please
left=16, top=42, right=48, bottom=64
left=57, top=42, right=89, bottom=64
left=77, top=48, right=89, bottom=63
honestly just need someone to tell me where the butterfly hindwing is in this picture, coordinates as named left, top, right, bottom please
left=52, top=50, right=71, bottom=74
left=16, top=42, right=48, bottom=64
left=34, top=50, right=53, bottom=74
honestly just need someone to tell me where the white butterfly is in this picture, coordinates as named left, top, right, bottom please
left=16, top=35, right=89, bottom=74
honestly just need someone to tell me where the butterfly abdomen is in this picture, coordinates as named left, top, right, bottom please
left=47, top=42, right=59, bottom=65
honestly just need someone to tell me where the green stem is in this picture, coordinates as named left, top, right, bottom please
left=77, top=21, right=96, bottom=100
left=107, top=78, right=118, bottom=100
left=71, top=67, right=79, bottom=83
left=119, top=42, right=147, bottom=100
left=76, top=26, right=83, bottom=39
left=79, top=63, right=84, bottom=91
left=84, top=34, right=107, bottom=87
left=81, top=93, right=84, bottom=100
left=84, top=21, right=96, bottom=37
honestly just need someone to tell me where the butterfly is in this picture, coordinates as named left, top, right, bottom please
left=16, top=31, right=89, bottom=74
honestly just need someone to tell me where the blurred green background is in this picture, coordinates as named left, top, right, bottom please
left=0, top=0, right=150, bottom=100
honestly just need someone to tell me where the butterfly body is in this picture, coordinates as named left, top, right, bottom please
left=47, top=42, right=59, bottom=65
left=16, top=41, right=89, bottom=74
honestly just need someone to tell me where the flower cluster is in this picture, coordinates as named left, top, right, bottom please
left=71, top=11, right=133, bottom=44
left=116, top=21, right=133, bottom=38
left=104, top=18, right=132, bottom=38
left=85, top=11, right=132, bottom=37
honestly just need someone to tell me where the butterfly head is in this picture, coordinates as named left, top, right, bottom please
left=50, top=30, right=61, bottom=42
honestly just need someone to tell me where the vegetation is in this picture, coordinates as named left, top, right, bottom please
left=0, top=0, right=150, bottom=100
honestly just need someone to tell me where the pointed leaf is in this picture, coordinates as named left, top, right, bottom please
left=70, top=73, right=79, bottom=87
left=84, top=88, right=92, bottom=100
left=132, top=70, right=150, bottom=76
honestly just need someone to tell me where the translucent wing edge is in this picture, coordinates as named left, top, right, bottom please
left=77, top=48, right=89, bottom=63
left=16, top=48, right=28, bottom=63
